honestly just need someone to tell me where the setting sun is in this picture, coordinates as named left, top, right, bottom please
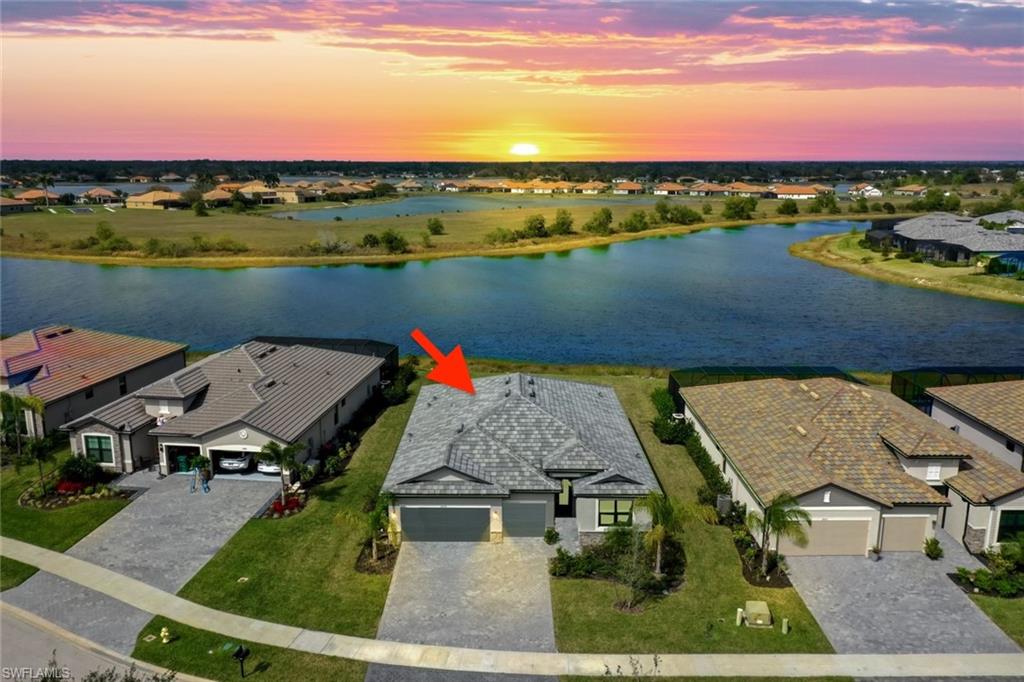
left=509, top=143, right=539, bottom=157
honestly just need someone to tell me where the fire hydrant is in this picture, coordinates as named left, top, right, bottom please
left=160, top=627, right=171, bottom=644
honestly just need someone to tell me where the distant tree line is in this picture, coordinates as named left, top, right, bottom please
left=3, top=160, right=1020, bottom=185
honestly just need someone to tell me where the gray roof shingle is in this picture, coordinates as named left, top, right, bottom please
left=384, top=373, right=659, bottom=498
left=892, top=212, right=1024, bottom=253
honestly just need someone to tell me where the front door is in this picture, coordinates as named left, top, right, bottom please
left=555, top=478, right=575, bottom=518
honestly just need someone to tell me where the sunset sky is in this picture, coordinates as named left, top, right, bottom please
left=2, top=0, right=1022, bottom=160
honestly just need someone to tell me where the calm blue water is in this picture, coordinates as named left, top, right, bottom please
left=2, top=221, right=1021, bottom=369
left=275, top=193, right=652, bottom=221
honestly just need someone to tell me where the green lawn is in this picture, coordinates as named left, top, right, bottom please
left=135, top=616, right=365, bottom=682
left=0, top=448, right=130, bottom=590
left=971, top=594, right=1024, bottom=648
left=546, top=374, right=834, bottom=654
left=142, top=383, right=419, bottom=637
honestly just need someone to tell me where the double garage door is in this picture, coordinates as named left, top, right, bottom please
left=778, top=519, right=870, bottom=556
left=400, top=501, right=547, bottom=542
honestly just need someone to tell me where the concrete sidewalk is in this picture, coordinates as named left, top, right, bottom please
left=2, top=537, right=1023, bottom=678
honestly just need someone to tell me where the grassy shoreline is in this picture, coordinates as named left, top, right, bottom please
left=1, top=213, right=905, bottom=270
left=790, top=231, right=1024, bottom=306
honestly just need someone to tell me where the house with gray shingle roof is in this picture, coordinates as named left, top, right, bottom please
left=679, top=377, right=1024, bottom=556
left=384, top=374, right=660, bottom=543
left=868, top=211, right=1024, bottom=270
left=63, top=339, right=386, bottom=478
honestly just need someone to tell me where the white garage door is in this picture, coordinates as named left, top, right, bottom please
left=881, top=516, right=929, bottom=552
left=778, top=519, right=870, bottom=556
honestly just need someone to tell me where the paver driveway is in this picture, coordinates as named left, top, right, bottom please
left=4, top=470, right=277, bottom=654
left=365, top=539, right=557, bottom=682
left=786, top=531, right=1019, bottom=654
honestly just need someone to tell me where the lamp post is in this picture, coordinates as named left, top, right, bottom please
left=233, top=645, right=251, bottom=678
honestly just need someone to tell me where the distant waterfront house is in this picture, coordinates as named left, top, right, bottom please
left=612, top=181, right=643, bottom=195
left=768, top=184, right=820, bottom=200
left=383, top=373, right=660, bottom=543
left=684, top=182, right=728, bottom=196
left=396, top=179, right=424, bottom=192
left=15, top=188, right=61, bottom=204
left=868, top=211, right=1024, bottom=270
left=129, top=175, right=152, bottom=183
left=680, top=377, right=1024, bottom=555
left=201, top=188, right=233, bottom=206
left=928, top=380, right=1024, bottom=473
left=653, top=182, right=686, bottom=195
left=63, top=340, right=387, bottom=477
left=159, top=173, right=184, bottom=182
left=81, top=187, right=119, bottom=204
left=894, top=184, right=929, bottom=197
left=574, top=181, right=609, bottom=194
left=125, top=190, right=187, bottom=210
left=0, top=197, right=34, bottom=214
left=849, top=182, right=883, bottom=198
left=723, top=182, right=768, bottom=197
left=1, top=326, right=187, bottom=437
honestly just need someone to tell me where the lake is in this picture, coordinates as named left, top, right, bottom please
left=2, top=221, right=1021, bottom=369
left=274, top=193, right=654, bottom=221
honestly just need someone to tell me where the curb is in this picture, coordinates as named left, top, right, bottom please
left=0, top=602, right=213, bottom=682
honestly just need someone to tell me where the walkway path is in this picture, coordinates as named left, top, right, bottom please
left=2, top=537, right=1022, bottom=678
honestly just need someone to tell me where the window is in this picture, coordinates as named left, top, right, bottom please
left=926, top=464, right=942, bottom=482
left=118, top=374, right=128, bottom=396
left=997, top=510, right=1024, bottom=543
left=83, top=435, right=114, bottom=464
left=598, top=499, right=632, bottom=527
left=823, top=490, right=831, bottom=503
left=85, top=388, right=94, bottom=399
left=334, top=404, right=339, bottom=425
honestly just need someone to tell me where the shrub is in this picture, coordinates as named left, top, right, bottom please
left=650, top=387, right=676, bottom=419
left=684, top=433, right=731, bottom=501
left=59, top=456, right=103, bottom=484
left=544, top=527, right=560, bottom=545
left=483, top=227, right=517, bottom=245
left=618, top=210, right=650, bottom=233
left=520, top=214, right=548, bottom=239
left=722, top=196, right=758, bottom=220
left=360, top=233, right=381, bottom=248
left=776, top=199, right=799, bottom=216
left=378, top=229, right=408, bottom=254
left=923, top=536, right=943, bottom=560
left=583, top=207, right=614, bottom=235
left=426, top=217, right=445, bottom=235
left=910, top=253, right=924, bottom=263
left=324, top=455, right=346, bottom=476
left=549, top=208, right=574, bottom=235
left=652, top=415, right=693, bottom=444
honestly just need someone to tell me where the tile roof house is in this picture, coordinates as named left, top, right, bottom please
left=125, top=190, right=186, bottom=210
left=63, top=340, right=386, bottom=477
left=574, top=181, right=609, bottom=194
left=0, top=197, right=34, bottom=214
left=653, top=182, right=686, bottom=195
left=384, top=374, right=660, bottom=543
left=1, top=326, right=187, bottom=437
left=15, top=189, right=61, bottom=204
left=612, top=181, right=643, bottom=195
left=928, top=380, right=1024, bottom=473
left=680, top=377, right=1024, bottom=555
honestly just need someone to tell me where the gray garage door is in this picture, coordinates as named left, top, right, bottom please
left=401, top=506, right=490, bottom=542
left=502, top=501, right=547, bottom=537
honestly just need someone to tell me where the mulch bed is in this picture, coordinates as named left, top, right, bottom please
left=19, top=486, right=130, bottom=510
left=260, top=493, right=308, bottom=519
left=731, top=527, right=793, bottom=588
left=355, top=541, right=399, bottom=574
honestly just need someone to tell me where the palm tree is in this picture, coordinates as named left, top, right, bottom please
left=746, top=492, right=812, bottom=576
left=258, top=441, right=304, bottom=505
left=344, top=492, right=395, bottom=562
left=635, top=492, right=717, bottom=576
left=38, top=174, right=54, bottom=207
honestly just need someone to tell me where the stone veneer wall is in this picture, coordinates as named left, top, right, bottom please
left=964, top=526, right=987, bottom=554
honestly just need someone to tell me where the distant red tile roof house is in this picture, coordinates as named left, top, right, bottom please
left=0, top=197, right=32, bottom=207
left=614, top=181, right=643, bottom=191
left=16, top=189, right=60, bottom=201
left=0, top=326, right=187, bottom=404
left=83, top=187, right=119, bottom=198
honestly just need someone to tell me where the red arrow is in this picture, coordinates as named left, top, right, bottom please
left=410, top=328, right=476, bottom=395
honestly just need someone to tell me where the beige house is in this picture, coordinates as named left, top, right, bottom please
left=82, top=187, right=120, bottom=204
left=680, top=377, right=1024, bottom=556
left=653, top=182, right=686, bottom=195
left=612, top=181, right=643, bottom=195
left=201, top=188, right=233, bottom=206
left=1, top=326, right=187, bottom=437
left=15, top=188, right=61, bottom=204
left=126, top=190, right=186, bottom=210
left=574, top=181, right=609, bottom=194
left=0, top=197, right=34, bottom=214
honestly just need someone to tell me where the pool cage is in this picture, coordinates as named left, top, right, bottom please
left=890, top=367, right=1024, bottom=413
left=667, top=366, right=862, bottom=409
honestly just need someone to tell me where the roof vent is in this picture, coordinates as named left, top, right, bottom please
left=528, top=377, right=535, bottom=385
left=265, top=380, right=277, bottom=388
left=799, top=383, right=809, bottom=392
left=504, top=388, right=511, bottom=397
left=860, top=390, right=871, bottom=398
left=795, top=425, right=807, bottom=436
left=456, top=423, right=464, bottom=433
left=597, top=391, right=604, bottom=397
left=407, top=432, right=413, bottom=440
left=505, top=376, right=511, bottom=384
left=529, top=389, right=536, bottom=398
left=44, top=332, right=60, bottom=339
left=60, top=328, right=73, bottom=335
left=809, top=391, right=820, bottom=400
